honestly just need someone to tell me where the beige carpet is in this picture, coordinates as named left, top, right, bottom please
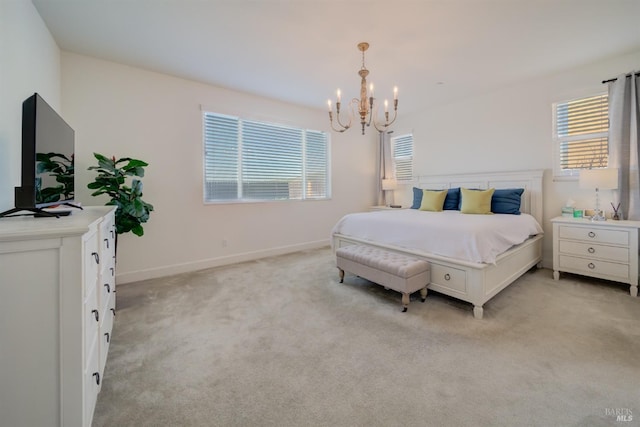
left=93, top=247, right=639, bottom=427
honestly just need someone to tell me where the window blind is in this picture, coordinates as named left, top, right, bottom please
left=203, top=112, right=330, bottom=202
left=555, top=94, right=609, bottom=173
left=391, top=134, right=413, bottom=182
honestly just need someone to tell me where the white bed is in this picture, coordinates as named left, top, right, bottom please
left=332, top=169, right=544, bottom=319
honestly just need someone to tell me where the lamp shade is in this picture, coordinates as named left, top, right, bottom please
left=579, top=168, right=619, bottom=190
left=382, top=179, right=397, bottom=191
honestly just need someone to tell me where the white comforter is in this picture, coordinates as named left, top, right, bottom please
left=331, top=209, right=543, bottom=264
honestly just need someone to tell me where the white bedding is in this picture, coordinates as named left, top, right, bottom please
left=331, top=209, right=543, bottom=264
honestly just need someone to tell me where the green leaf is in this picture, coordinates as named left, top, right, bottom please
left=131, top=224, right=144, bottom=236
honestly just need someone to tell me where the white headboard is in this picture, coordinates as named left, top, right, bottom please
left=413, top=169, right=544, bottom=224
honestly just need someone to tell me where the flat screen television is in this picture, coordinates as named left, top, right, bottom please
left=0, top=93, right=78, bottom=218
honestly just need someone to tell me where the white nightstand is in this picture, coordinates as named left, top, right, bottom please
left=551, top=216, right=640, bottom=296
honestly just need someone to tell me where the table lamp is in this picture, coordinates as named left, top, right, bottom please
left=382, top=178, right=397, bottom=206
left=579, top=168, right=618, bottom=221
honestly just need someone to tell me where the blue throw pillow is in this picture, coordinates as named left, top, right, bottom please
left=411, top=187, right=423, bottom=209
left=491, top=188, right=524, bottom=215
left=443, top=187, right=460, bottom=210
left=413, top=187, right=460, bottom=210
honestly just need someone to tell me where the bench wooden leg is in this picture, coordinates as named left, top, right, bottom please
left=338, top=268, right=344, bottom=283
left=401, top=293, right=410, bottom=312
left=420, top=287, right=427, bottom=302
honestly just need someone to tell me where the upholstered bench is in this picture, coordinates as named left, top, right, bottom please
left=336, top=245, right=430, bottom=312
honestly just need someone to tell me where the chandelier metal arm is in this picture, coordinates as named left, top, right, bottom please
left=328, top=111, right=347, bottom=132
left=372, top=99, right=399, bottom=132
left=328, top=101, right=353, bottom=132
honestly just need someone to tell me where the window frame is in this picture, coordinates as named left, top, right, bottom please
left=390, top=132, right=414, bottom=183
left=202, top=111, right=331, bottom=204
left=552, top=92, right=609, bottom=180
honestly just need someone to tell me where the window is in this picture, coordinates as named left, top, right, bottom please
left=391, top=133, right=413, bottom=182
left=553, top=93, right=609, bottom=178
left=203, top=112, right=330, bottom=202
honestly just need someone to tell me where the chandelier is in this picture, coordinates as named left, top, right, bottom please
left=327, top=42, right=398, bottom=135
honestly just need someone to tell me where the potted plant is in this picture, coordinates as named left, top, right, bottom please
left=87, top=153, right=154, bottom=237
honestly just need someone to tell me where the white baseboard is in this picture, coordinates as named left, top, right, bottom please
left=116, top=239, right=330, bottom=284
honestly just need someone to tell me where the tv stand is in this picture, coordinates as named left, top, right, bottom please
left=0, top=207, right=57, bottom=218
left=0, top=203, right=83, bottom=218
left=35, top=210, right=72, bottom=217
left=62, top=202, right=84, bottom=210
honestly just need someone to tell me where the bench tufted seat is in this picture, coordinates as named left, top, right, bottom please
left=336, top=245, right=430, bottom=312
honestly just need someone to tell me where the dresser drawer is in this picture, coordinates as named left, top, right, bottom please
left=99, top=217, right=116, bottom=277
left=558, top=255, right=630, bottom=281
left=430, top=264, right=466, bottom=293
left=84, top=232, right=100, bottom=297
left=84, top=288, right=100, bottom=351
left=99, top=304, right=114, bottom=376
left=558, top=240, right=629, bottom=263
left=100, top=275, right=115, bottom=314
left=558, top=225, right=629, bottom=245
left=84, top=342, right=100, bottom=427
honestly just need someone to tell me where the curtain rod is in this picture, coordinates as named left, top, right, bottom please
left=602, top=71, right=640, bottom=84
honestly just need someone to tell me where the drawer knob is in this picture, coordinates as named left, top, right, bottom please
left=588, top=262, right=596, bottom=270
left=92, top=252, right=100, bottom=264
left=104, top=283, right=110, bottom=293
left=444, top=273, right=451, bottom=281
left=104, top=238, right=109, bottom=249
left=588, top=231, right=596, bottom=238
left=105, top=332, right=110, bottom=343
left=93, top=372, right=100, bottom=385
left=111, top=308, right=116, bottom=316
left=588, top=247, right=595, bottom=254
left=92, top=309, right=99, bottom=322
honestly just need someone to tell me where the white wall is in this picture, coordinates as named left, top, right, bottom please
left=392, top=49, right=640, bottom=268
left=0, top=0, right=61, bottom=211
left=61, top=53, right=377, bottom=283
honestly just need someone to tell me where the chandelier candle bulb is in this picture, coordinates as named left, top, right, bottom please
left=394, top=86, right=398, bottom=100
left=327, top=100, right=331, bottom=111
left=369, top=83, right=374, bottom=97
left=337, top=89, right=341, bottom=103
left=384, top=99, right=389, bottom=113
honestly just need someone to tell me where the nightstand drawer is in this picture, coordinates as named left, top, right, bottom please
left=558, top=241, right=629, bottom=263
left=558, top=255, right=629, bottom=280
left=558, top=226, right=629, bottom=245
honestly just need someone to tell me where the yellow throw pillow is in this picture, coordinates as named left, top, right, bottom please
left=460, top=188, right=495, bottom=214
left=419, top=189, right=447, bottom=212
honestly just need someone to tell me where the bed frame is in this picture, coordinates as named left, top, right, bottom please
left=332, top=169, right=544, bottom=319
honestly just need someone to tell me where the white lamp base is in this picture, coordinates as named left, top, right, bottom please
left=591, top=189, right=607, bottom=221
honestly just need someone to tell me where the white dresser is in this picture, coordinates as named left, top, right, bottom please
left=552, top=216, right=640, bottom=296
left=0, top=206, right=116, bottom=427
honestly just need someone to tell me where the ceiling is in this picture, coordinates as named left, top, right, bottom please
left=32, top=0, right=640, bottom=115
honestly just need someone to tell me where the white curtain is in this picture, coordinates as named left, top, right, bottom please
left=608, top=72, right=640, bottom=220
left=376, top=131, right=394, bottom=206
